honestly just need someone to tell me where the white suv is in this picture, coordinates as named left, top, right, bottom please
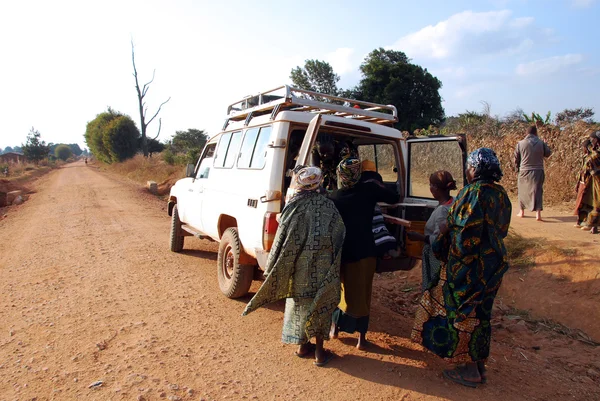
left=168, top=85, right=466, bottom=298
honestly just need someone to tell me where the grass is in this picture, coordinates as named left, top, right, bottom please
left=504, top=230, right=543, bottom=270
left=104, top=154, right=185, bottom=186
left=501, top=305, right=600, bottom=347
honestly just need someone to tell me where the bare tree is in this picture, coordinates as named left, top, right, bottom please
left=131, top=40, right=171, bottom=157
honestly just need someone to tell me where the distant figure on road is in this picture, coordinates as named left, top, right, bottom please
left=243, top=166, right=345, bottom=367
left=574, top=139, right=595, bottom=228
left=578, top=132, right=600, bottom=234
left=513, top=125, right=552, bottom=221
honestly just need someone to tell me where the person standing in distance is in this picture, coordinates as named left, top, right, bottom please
left=513, top=125, right=552, bottom=221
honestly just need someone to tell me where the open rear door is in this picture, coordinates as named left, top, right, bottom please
left=284, top=114, right=323, bottom=203
left=384, top=134, right=467, bottom=262
left=295, top=114, right=322, bottom=168
left=405, top=134, right=467, bottom=204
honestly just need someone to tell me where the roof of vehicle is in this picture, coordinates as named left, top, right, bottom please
left=206, top=85, right=403, bottom=143
left=207, top=111, right=403, bottom=144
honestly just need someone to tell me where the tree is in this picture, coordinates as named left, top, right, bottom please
left=523, top=111, right=551, bottom=125
left=22, top=127, right=51, bottom=164
left=69, top=143, right=83, bottom=156
left=3, top=146, right=13, bottom=154
left=503, top=107, right=526, bottom=123
left=103, top=115, right=140, bottom=162
left=55, top=144, right=73, bottom=161
left=290, top=60, right=340, bottom=96
left=84, top=108, right=140, bottom=163
left=169, top=128, right=209, bottom=153
left=555, top=107, right=595, bottom=125
left=351, top=48, right=444, bottom=132
left=131, top=40, right=171, bottom=157
left=165, top=128, right=209, bottom=164
left=141, top=137, right=165, bottom=156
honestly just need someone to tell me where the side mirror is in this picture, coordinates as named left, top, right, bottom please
left=185, top=163, right=195, bottom=178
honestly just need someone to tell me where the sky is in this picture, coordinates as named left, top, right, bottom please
left=1, top=0, right=599, bottom=150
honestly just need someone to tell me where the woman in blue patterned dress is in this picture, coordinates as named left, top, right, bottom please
left=411, top=148, right=512, bottom=388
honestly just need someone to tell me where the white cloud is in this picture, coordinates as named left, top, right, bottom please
left=391, top=10, right=542, bottom=60
left=515, top=54, right=584, bottom=76
left=571, top=0, right=597, bottom=8
left=325, top=47, right=355, bottom=75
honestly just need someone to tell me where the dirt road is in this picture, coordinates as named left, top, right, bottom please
left=1, top=163, right=599, bottom=401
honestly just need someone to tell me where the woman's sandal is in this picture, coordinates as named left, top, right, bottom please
left=314, top=351, right=335, bottom=367
left=443, top=365, right=482, bottom=388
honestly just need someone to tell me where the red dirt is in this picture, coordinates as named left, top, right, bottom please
left=0, top=162, right=598, bottom=400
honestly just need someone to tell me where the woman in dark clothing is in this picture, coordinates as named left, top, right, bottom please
left=329, top=157, right=400, bottom=349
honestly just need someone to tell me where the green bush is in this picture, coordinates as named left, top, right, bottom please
left=55, top=144, right=73, bottom=161
left=162, top=148, right=175, bottom=165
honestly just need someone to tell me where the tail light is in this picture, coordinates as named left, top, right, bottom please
left=263, top=212, right=279, bottom=251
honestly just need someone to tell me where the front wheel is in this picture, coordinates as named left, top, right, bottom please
left=170, top=204, right=184, bottom=252
left=217, top=227, right=254, bottom=298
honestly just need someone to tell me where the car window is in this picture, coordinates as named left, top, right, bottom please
left=408, top=140, right=463, bottom=198
left=214, top=133, right=232, bottom=168
left=238, top=128, right=259, bottom=168
left=196, top=157, right=213, bottom=179
left=251, top=126, right=272, bottom=169
left=224, top=131, right=242, bottom=168
left=358, top=143, right=398, bottom=182
left=195, top=144, right=216, bottom=179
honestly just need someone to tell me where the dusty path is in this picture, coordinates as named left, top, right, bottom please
left=1, top=162, right=599, bottom=401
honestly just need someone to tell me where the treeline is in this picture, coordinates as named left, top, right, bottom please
left=84, top=108, right=165, bottom=164
left=84, top=107, right=209, bottom=166
left=291, top=48, right=444, bottom=132
left=2, top=128, right=89, bottom=164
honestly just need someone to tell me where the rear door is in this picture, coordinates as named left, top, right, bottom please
left=284, top=114, right=322, bottom=202
left=404, top=135, right=467, bottom=205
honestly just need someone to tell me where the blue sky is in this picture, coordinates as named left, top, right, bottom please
left=1, top=0, right=598, bottom=150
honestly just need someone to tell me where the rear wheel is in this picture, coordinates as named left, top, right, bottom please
left=170, top=205, right=184, bottom=252
left=217, top=227, right=254, bottom=298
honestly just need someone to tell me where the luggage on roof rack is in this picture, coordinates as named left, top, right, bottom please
left=223, top=85, right=398, bottom=130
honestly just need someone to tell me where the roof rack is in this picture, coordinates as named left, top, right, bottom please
left=223, top=85, right=398, bottom=131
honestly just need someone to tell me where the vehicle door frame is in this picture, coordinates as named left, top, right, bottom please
left=404, top=134, right=467, bottom=205
left=184, top=142, right=217, bottom=232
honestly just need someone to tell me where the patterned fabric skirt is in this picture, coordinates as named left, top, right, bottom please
left=411, top=266, right=498, bottom=363
left=333, top=257, right=377, bottom=334
left=518, top=169, right=545, bottom=211
left=587, top=175, right=600, bottom=228
left=574, top=180, right=593, bottom=223
left=282, top=298, right=320, bottom=344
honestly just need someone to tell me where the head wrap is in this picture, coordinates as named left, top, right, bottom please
left=361, top=160, right=376, bottom=172
left=337, top=158, right=362, bottom=189
left=467, top=148, right=503, bottom=182
left=429, top=170, right=457, bottom=191
left=292, top=166, right=322, bottom=192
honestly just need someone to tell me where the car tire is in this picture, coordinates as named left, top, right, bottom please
left=217, top=227, right=254, bottom=298
left=170, top=204, right=184, bottom=252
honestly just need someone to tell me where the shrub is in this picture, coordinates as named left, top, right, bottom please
left=55, top=144, right=73, bottom=161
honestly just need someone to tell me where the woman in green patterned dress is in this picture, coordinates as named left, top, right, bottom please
left=411, top=148, right=512, bottom=387
left=243, top=166, right=346, bottom=367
